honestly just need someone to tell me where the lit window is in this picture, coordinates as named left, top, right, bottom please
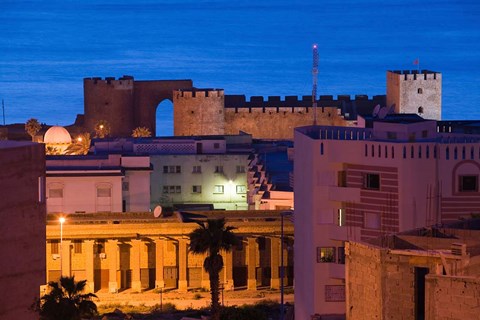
left=364, top=173, right=380, bottom=190
left=192, top=185, right=202, bottom=193
left=336, top=208, right=346, bottom=226
left=317, top=247, right=336, bottom=263
left=215, top=166, right=224, bottom=173
left=236, top=185, right=247, bottom=194
left=459, top=175, right=478, bottom=192
left=214, top=185, right=224, bottom=194
left=49, top=188, right=63, bottom=198
left=163, top=166, right=181, bottom=173
left=51, top=241, right=59, bottom=254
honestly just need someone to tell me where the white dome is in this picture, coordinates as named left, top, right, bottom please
left=44, top=126, right=72, bottom=144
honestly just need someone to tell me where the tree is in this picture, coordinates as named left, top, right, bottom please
left=94, top=120, right=111, bottom=138
left=132, top=126, right=152, bottom=138
left=188, top=218, right=239, bottom=320
left=25, top=118, right=42, bottom=141
left=32, top=276, right=97, bottom=320
left=65, top=133, right=91, bottom=155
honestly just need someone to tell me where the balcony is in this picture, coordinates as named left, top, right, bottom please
left=328, top=186, right=360, bottom=202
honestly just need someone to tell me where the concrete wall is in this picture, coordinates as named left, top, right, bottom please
left=425, top=275, right=480, bottom=320
left=0, top=142, right=46, bottom=320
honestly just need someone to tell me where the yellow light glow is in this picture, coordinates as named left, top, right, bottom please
left=59, top=217, right=66, bottom=224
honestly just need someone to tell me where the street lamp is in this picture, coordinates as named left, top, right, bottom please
left=59, top=217, right=65, bottom=276
left=280, top=210, right=293, bottom=320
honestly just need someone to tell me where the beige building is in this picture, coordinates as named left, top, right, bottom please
left=0, top=141, right=46, bottom=320
left=46, top=210, right=293, bottom=293
left=346, top=222, right=480, bottom=320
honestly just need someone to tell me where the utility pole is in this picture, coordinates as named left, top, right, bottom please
left=312, top=44, right=319, bottom=125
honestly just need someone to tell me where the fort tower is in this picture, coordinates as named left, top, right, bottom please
left=386, top=70, right=442, bottom=120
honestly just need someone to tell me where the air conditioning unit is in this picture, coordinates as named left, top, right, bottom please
left=99, top=253, right=107, bottom=259
left=52, top=254, right=60, bottom=260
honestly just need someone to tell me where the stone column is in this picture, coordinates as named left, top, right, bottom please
left=61, top=240, right=71, bottom=277
left=84, top=240, right=95, bottom=293
left=222, top=250, right=234, bottom=290
left=270, top=237, right=281, bottom=289
left=247, top=237, right=257, bottom=290
left=106, top=239, right=119, bottom=293
left=154, top=238, right=165, bottom=288
left=131, top=239, right=142, bottom=292
left=178, top=238, right=188, bottom=292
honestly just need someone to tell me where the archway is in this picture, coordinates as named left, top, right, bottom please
left=156, top=99, right=174, bottom=137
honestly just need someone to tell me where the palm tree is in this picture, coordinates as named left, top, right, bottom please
left=94, top=120, right=111, bottom=138
left=188, top=218, right=239, bottom=320
left=32, top=276, right=97, bottom=320
left=25, top=118, right=42, bottom=141
left=132, top=126, right=152, bottom=138
left=65, top=133, right=91, bottom=155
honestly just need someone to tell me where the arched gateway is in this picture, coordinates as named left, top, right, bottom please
left=83, top=76, right=193, bottom=137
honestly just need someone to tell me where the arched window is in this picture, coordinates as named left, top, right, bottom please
left=403, top=146, right=406, bottom=159
left=371, top=145, right=375, bottom=157
left=378, top=145, right=381, bottom=158
left=385, top=146, right=388, bottom=158
left=462, top=147, right=466, bottom=160
left=411, top=146, right=414, bottom=158
left=418, top=88, right=423, bottom=94
left=426, top=146, right=430, bottom=158
left=418, top=106, right=424, bottom=114
left=320, top=143, right=324, bottom=155
left=365, top=144, right=368, bottom=157
left=391, top=146, right=395, bottom=159
left=471, top=147, right=474, bottom=160
left=454, top=147, right=458, bottom=160
left=446, top=147, right=450, bottom=160
left=418, top=146, right=422, bottom=158
left=434, top=146, right=437, bottom=159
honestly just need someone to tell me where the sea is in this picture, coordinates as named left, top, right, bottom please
left=1, top=0, right=480, bottom=136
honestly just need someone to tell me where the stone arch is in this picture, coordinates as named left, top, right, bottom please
left=156, top=99, right=174, bottom=137
left=133, top=80, right=193, bottom=136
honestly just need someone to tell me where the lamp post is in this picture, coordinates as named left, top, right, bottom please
left=59, top=217, right=65, bottom=276
left=280, top=210, right=293, bottom=320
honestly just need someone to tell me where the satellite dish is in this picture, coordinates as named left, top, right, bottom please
left=372, top=104, right=381, bottom=117
left=378, top=107, right=388, bottom=119
left=153, top=205, right=163, bottom=218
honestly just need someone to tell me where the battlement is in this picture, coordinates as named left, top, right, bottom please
left=84, top=75, right=135, bottom=86
left=388, top=70, right=441, bottom=81
left=174, top=88, right=224, bottom=98
left=225, top=94, right=385, bottom=109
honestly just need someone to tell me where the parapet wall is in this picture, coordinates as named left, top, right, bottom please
left=389, top=70, right=441, bottom=81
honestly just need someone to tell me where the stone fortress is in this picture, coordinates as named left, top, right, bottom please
left=79, top=70, right=442, bottom=139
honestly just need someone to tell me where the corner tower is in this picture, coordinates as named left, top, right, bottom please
left=173, top=89, right=225, bottom=136
left=386, top=70, right=442, bottom=120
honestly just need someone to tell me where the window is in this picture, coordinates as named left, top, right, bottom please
left=214, top=185, right=224, bottom=194
left=236, top=165, right=245, bottom=173
left=422, top=130, right=428, bottom=138
left=236, top=185, right=247, bottom=194
left=51, top=241, right=59, bottom=254
left=338, top=171, right=347, bottom=187
left=364, top=212, right=381, bottom=229
left=364, top=173, right=380, bottom=190
left=192, top=185, right=202, bottom=193
left=317, top=247, right=336, bottom=263
left=163, top=166, right=181, bottom=173
left=321, top=143, right=324, bottom=155
left=97, top=187, right=111, bottom=197
left=387, top=132, right=397, bottom=140
left=418, top=88, right=423, bottom=94
left=214, top=166, right=224, bottom=173
left=418, top=106, right=424, bottom=114
left=192, top=165, right=202, bottom=173
left=163, top=185, right=182, bottom=193
left=122, top=181, right=129, bottom=191
left=49, top=188, right=63, bottom=198
left=338, top=247, right=345, bottom=264
left=214, top=143, right=220, bottom=149
left=459, top=175, right=478, bottom=192
left=74, top=241, right=82, bottom=254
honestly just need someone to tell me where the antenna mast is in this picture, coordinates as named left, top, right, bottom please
left=312, top=44, right=319, bottom=125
